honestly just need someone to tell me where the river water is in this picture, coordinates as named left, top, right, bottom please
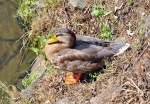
left=0, top=0, right=31, bottom=83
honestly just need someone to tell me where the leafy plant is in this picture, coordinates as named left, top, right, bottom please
left=100, top=23, right=112, bottom=40
left=30, top=35, right=47, bottom=55
left=22, top=73, right=37, bottom=89
left=91, top=5, right=106, bottom=17
left=88, top=71, right=100, bottom=81
left=17, top=0, right=37, bottom=28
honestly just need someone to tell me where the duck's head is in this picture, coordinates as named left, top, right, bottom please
left=44, top=28, right=76, bottom=58
left=48, top=28, right=76, bottom=48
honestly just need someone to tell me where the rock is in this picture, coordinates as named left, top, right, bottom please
left=69, top=0, right=86, bottom=9
left=90, top=82, right=122, bottom=104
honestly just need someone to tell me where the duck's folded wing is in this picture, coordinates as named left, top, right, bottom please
left=76, top=35, right=130, bottom=56
left=76, top=35, right=111, bottom=46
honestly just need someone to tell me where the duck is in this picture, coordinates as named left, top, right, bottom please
left=44, top=28, right=130, bottom=85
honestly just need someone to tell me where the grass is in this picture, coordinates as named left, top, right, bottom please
left=17, top=0, right=37, bottom=31
left=91, top=5, right=106, bottom=17
left=29, top=35, right=47, bottom=56
left=21, top=72, right=38, bottom=89
left=99, top=22, right=112, bottom=40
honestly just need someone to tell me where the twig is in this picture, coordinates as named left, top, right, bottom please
left=132, top=44, right=149, bottom=67
left=125, top=42, right=149, bottom=71
left=127, top=78, right=144, bottom=96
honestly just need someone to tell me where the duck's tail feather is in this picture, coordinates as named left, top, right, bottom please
left=110, top=40, right=130, bottom=56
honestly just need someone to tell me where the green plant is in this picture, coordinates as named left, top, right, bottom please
left=127, top=0, right=134, bottom=6
left=91, top=5, right=106, bottom=17
left=30, top=35, right=47, bottom=55
left=100, top=23, right=112, bottom=40
left=88, top=71, right=100, bottom=81
left=46, top=64, right=56, bottom=74
left=17, top=0, right=37, bottom=25
left=22, top=73, right=38, bottom=89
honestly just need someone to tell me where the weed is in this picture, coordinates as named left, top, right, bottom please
left=22, top=73, right=38, bottom=89
left=88, top=71, right=101, bottom=81
left=99, top=23, right=112, bottom=40
left=17, top=0, right=37, bottom=30
left=30, top=35, right=47, bottom=55
left=127, top=0, right=134, bottom=6
left=91, top=5, right=106, bottom=17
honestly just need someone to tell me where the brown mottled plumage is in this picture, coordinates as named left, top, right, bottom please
left=44, top=28, right=129, bottom=74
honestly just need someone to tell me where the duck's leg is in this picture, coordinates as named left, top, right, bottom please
left=65, top=72, right=82, bottom=85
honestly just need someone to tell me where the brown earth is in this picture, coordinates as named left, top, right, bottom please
left=16, top=0, right=150, bottom=104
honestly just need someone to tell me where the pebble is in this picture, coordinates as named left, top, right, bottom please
left=69, top=0, right=86, bottom=9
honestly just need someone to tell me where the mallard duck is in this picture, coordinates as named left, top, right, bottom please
left=44, top=28, right=130, bottom=84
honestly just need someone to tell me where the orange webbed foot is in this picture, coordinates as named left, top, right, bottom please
left=65, top=72, right=82, bottom=85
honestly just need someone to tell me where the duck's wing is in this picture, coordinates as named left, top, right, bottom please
left=76, top=35, right=130, bottom=56
left=76, top=35, right=111, bottom=47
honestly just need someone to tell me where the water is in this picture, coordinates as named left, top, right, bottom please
left=0, top=0, right=31, bottom=83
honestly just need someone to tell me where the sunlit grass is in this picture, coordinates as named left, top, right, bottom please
left=91, top=5, right=106, bottom=17
left=99, top=23, right=112, bottom=40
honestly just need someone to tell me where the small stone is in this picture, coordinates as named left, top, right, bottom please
left=69, top=0, right=86, bottom=9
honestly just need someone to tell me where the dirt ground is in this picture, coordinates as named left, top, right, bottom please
left=17, top=0, right=150, bottom=104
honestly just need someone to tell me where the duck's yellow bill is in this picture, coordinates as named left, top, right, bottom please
left=48, top=34, right=59, bottom=44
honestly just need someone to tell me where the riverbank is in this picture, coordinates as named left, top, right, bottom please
left=1, top=0, right=149, bottom=104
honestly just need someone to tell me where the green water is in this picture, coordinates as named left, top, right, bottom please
left=0, top=0, right=31, bottom=83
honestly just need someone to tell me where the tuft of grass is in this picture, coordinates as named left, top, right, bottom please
left=91, top=5, right=106, bottom=17
left=127, top=0, right=134, bottom=6
left=21, top=73, right=38, bottom=89
left=88, top=71, right=101, bottom=81
left=99, top=23, right=112, bottom=40
left=17, top=0, right=37, bottom=23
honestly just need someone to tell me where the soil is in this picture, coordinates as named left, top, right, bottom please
left=16, top=0, right=150, bottom=104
